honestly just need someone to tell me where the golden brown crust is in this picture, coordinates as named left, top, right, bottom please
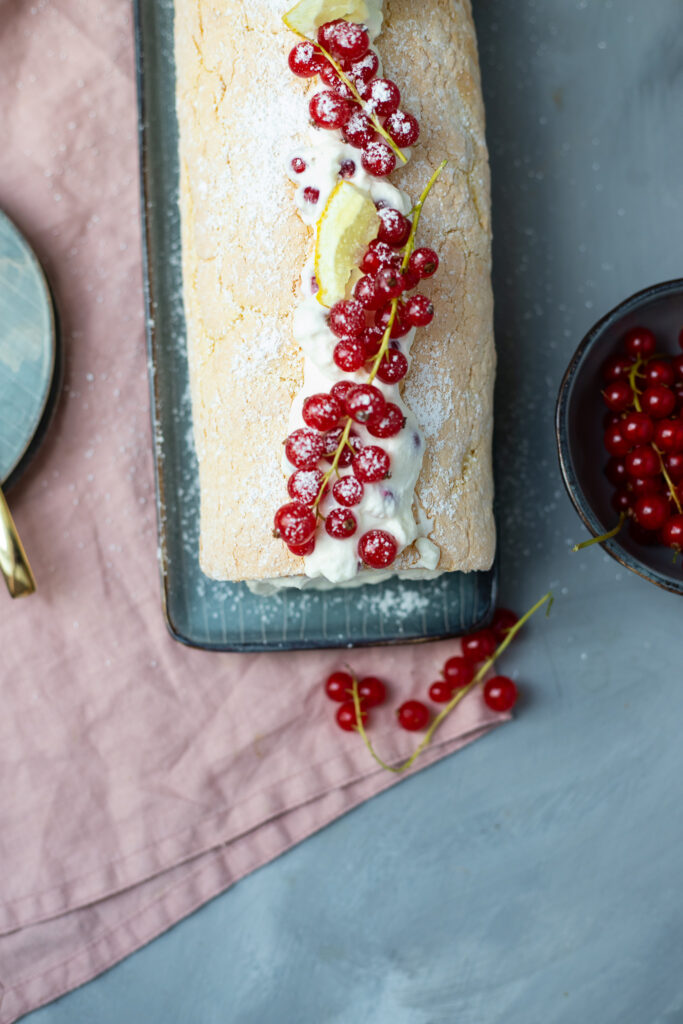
left=175, top=0, right=495, bottom=582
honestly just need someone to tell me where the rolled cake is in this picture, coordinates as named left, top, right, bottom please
left=175, top=0, right=495, bottom=588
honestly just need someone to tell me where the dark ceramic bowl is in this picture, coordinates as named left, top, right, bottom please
left=556, top=279, right=683, bottom=595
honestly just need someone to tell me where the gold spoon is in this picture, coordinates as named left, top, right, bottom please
left=0, top=483, right=36, bottom=597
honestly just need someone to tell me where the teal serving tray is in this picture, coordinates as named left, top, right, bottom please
left=133, top=0, right=496, bottom=651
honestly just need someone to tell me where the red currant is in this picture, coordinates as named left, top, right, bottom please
left=644, top=359, right=676, bottom=387
left=602, top=379, right=632, bottom=412
left=325, top=20, right=369, bottom=61
left=361, top=239, right=400, bottom=274
left=367, top=402, right=405, bottom=438
left=621, top=411, right=654, bottom=445
left=462, top=629, right=497, bottom=663
left=336, top=700, right=368, bottom=732
left=329, top=299, right=366, bottom=338
left=325, top=670, right=353, bottom=702
left=273, top=502, right=316, bottom=545
left=661, top=514, right=683, bottom=549
left=408, top=247, right=439, bottom=278
left=654, top=418, right=683, bottom=453
left=623, top=326, right=656, bottom=359
left=358, top=529, right=398, bottom=568
left=291, top=156, right=307, bottom=174
left=325, top=506, right=357, bottom=538
left=302, top=392, right=342, bottom=431
left=374, top=303, right=410, bottom=339
left=339, top=158, right=356, bottom=179
left=405, top=295, right=434, bottom=328
left=309, top=91, right=354, bottom=129
left=603, top=423, right=632, bottom=457
left=665, top=452, right=683, bottom=482
left=634, top=493, right=669, bottom=531
left=345, top=383, right=386, bottom=423
left=342, top=109, right=376, bottom=148
left=361, top=325, right=384, bottom=357
left=612, top=488, right=632, bottom=514
left=375, top=266, right=406, bottom=300
left=332, top=475, right=364, bottom=507
left=625, top=445, right=659, bottom=478
left=483, top=676, right=518, bottom=712
left=330, top=380, right=355, bottom=405
left=428, top=681, right=453, bottom=703
left=602, top=353, right=635, bottom=382
left=288, top=537, right=316, bottom=556
left=364, top=78, right=400, bottom=115
left=384, top=110, right=420, bottom=147
left=303, top=186, right=320, bottom=204
left=443, top=655, right=475, bottom=689
left=287, top=468, right=326, bottom=506
left=288, top=40, right=327, bottom=77
left=361, top=140, right=397, bottom=177
left=285, top=428, right=325, bottom=469
left=333, top=337, right=366, bottom=371
left=322, top=426, right=362, bottom=467
left=397, top=699, right=429, bottom=731
left=353, top=445, right=390, bottom=483
left=641, top=384, right=676, bottom=419
left=346, top=50, right=379, bottom=84
left=377, top=208, right=411, bottom=246
left=605, top=456, right=628, bottom=486
left=490, top=607, right=519, bottom=642
left=353, top=275, right=381, bottom=310
left=374, top=348, right=409, bottom=383
left=317, top=20, right=342, bottom=49
left=358, top=676, right=387, bottom=707
left=628, top=474, right=662, bottom=497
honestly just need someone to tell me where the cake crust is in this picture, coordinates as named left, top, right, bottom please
left=175, top=0, right=496, bottom=582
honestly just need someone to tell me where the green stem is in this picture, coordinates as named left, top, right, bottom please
left=572, top=513, right=625, bottom=552
left=400, top=160, right=448, bottom=271
left=656, top=445, right=683, bottom=514
left=351, top=591, right=554, bottom=774
left=627, top=357, right=644, bottom=413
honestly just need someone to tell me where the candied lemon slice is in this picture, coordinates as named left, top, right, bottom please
left=283, top=0, right=370, bottom=38
left=314, top=181, right=380, bottom=308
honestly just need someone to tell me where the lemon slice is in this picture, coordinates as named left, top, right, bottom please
left=314, top=182, right=380, bottom=308
left=283, top=0, right=370, bottom=38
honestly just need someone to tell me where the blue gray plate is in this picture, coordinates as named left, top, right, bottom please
left=133, top=0, right=496, bottom=651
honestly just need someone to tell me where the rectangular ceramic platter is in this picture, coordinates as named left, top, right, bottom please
left=134, top=0, right=497, bottom=651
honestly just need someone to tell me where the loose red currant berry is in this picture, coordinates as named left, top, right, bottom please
left=605, top=456, right=628, bottom=486
left=408, top=247, right=439, bottom=278
left=662, top=514, right=683, bottom=549
left=326, top=20, right=369, bottom=61
left=288, top=537, right=316, bottom=556
left=358, top=529, right=398, bottom=568
left=641, top=384, right=676, bottom=419
left=364, top=77, right=401, bottom=115
left=374, top=303, right=410, bottom=339
left=332, top=475, right=364, bottom=507
left=302, top=392, right=342, bottom=431
left=612, top=488, right=632, bottom=514
left=644, top=359, right=676, bottom=387
left=374, top=348, right=409, bottom=383
left=329, top=299, right=366, bottom=338
left=490, top=607, right=519, bottom=642
left=346, top=50, right=379, bottom=84
left=287, top=468, right=326, bottom=506
left=623, top=326, right=656, bottom=359
left=358, top=676, right=387, bottom=707
left=303, top=186, right=320, bottom=204
left=339, top=158, right=356, bottom=179
left=336, top=700, right=368, bottom=732
left=273, top=502, right=317, bottom=545
left=602, top=379, right=632, bottom=412
left=461, top=629, right=497, bottom=663
left=621, top=411, right=654, bottom=445
left=333, top=337, right=366, bottom=371
left=288, top=40, right=327, bottom=77
left=291, top=156, right=307, bottom=174
left=483, top=676, right=518, bottom=712
left=405, top=295, right=434, bottom=328
left=634, top=493, right=670, bottom=531
left=361, top=140, right=397, bottom=177
left=353, top=274, right=381, bottom=310
left=655, top=418, right=683, bottom=453
left=353, top=445, right=390, bottom=482
left=330, top=380, right=355, bottom=405
left=603, top=423, right=632, bottom=457
left=428, top=681, right=453, bottom=703
left=397, top=699, right=430, bottom=731
left=361, top=325, right=384, bottom=357
left=325, top=670, right=353, bottom=702
left=309, top=91, right=353, bottom=129
left=666, top=452, right=683, bottom=482
left=367, top=402, right=405, bottom=438
left=625, top=445, right=659, bottom=478
left=325, top=506, right=358, bottom=538
left=285, top=428, right=325, bottom=469
left=377, top=208, right=411, bottom=246
left=384, top=110, right=420, bottom=147
left=443, top=655, right=475, bottom=689
left=345, top=383, right=386, bottom=423
left=602, top=353, right=635, bottom=382
left=375, top=266, right=406, bottom=300
left=342, top=109, right=376, bottom=148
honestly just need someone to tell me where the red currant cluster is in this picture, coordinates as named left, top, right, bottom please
left=324, top=607, right=521, bottom=734
left=288, top=19, right=419, bottom=176
left=601, top=326, right=683, bottom=548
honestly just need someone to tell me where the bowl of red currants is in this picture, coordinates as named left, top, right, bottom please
left=556, top=279, right=683, bottom=595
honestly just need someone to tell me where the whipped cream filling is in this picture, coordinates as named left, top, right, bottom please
left=276, top=0, right=442, bottom=587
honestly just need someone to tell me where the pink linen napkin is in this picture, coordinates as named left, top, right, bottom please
left=0, top=3, right=506, bottom=1021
